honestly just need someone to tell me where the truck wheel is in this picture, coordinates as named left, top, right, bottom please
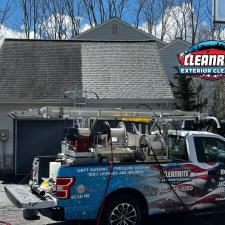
left=101, top=194, right=145, bottom=225
left=23, top=209, right=38, bottom=220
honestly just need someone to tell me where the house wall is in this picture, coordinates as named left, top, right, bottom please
left=159, top=41, right=190, bottom=84
left=0, top=106, right=14, bottom=172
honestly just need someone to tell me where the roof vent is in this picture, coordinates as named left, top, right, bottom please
left=112, top=23, right=119, bottom=34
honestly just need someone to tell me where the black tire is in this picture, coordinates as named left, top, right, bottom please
left=23, top=209, right=38, bottom=220
left=101, top=193, right=145, bottom=225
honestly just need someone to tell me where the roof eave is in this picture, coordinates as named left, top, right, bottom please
left=0, top=97, right=175, bottom=105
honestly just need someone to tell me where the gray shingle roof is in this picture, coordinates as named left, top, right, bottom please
left=0, top=39, right=173, bottom=101
left=0, top=40, right=82, bottom=100
left=82, top=42, right=173, bottom=100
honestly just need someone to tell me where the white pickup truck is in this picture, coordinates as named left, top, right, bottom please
left=5, top=128, right=225, bottom=225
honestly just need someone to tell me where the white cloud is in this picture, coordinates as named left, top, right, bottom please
left=39, top=14, right=91, bottom=38
left=139, top=3, right=193, bottom=43
left=0, top=24, right=24, bottom=46
left=39, top=13, right=74, bottom=39
left=154, top=3, right=192, bottom=42
left=138, top=23, right=148, bottom=33
left=80, top=23, right=91, bottom=33
left=0, top=24, right=39, bottom=47
left=139, top=3, right=225, bottom=43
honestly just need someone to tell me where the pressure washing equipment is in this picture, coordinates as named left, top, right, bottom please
left=6, top=105, right=224, bottom=225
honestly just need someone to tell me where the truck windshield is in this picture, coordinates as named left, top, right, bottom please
left=194, top=137, right=225, bottom=163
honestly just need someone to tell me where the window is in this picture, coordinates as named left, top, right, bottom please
left=112, top=23, right=119, bottom=34
left=194, top=137, right=225, bottom=163
left=168, top=136, right=189, bottom=162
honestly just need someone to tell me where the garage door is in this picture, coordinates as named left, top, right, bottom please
left=15, top=119, right=73, bottom=174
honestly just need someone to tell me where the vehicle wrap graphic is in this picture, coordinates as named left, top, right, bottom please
left=57, top=162, right=225, bottom=220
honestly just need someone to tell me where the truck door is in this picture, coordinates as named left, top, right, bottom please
left=194, top=136, right=225, bottom=207
left=151, top=135, right=198, bottom=213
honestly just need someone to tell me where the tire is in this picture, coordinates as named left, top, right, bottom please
left=23, top=209, right=38, bottom=220
left=101, top=193, right=145, bottom=225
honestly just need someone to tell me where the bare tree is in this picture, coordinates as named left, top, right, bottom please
left=142, top=0, right=159, bottom=34
left=133, top=0, right=145, bottom=28
left=20, top=0, right=44, bottom=39
left=158, top=0, right=210, bottom=44
left=96, top=0, right=106, bottom=22
left=83, top=0, right=97, bottom=26
left=65, top=0, right=83, bottom=37
left=15, top=0, right=225, bottom=43
left=189, top=0, right=204, bottom=44
left=82, top=0, right=127, bottom=26
left=115, top=0, right=127, bottom=18
left=159, top=0, right=174, bottom=41
left=109, top=0, right=126, bottom=18
left=0, top=0, right=13, bottom=41
left=20, top=0, right=31, bottom=38
left=0, top=0, right=12, bottom=29
left=168, top=0, right=191, bottom=41
left=20, top=0, right=84, bottom=39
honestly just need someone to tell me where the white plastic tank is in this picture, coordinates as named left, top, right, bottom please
left=49, top=162, right=61, bottom=181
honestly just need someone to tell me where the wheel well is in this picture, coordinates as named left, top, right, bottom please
left=105, top=188, right=148, bottom=214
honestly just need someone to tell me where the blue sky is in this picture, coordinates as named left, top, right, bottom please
left=0, top=0, right=22, bottom=31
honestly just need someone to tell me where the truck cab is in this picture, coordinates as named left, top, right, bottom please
left=5, top=125, right=225, bottom=225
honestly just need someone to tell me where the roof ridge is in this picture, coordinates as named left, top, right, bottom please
left=159, top=38, right=191, bottom=52
left=3, top=38, right=155, bottom=43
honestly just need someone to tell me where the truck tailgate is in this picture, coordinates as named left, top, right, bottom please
left=4, top=185, right=56, bottom=209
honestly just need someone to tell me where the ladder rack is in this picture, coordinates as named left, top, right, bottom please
left=40, top=106, right=201, bottom=120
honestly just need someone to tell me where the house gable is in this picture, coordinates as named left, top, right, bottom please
left=159, top=38, right=191, bottom=83
left=76, top=17, right=166, bottom=48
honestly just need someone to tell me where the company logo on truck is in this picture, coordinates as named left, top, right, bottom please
left=161, top=168, right=191, bottom=184
left=177, top=40, right=225, bottom=80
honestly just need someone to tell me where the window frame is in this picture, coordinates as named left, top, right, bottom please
left=168, top=135, right=190, bottom=163
left=112, top=23, right=119, bottom=34
left=194, top=136, right=225, bottom=163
